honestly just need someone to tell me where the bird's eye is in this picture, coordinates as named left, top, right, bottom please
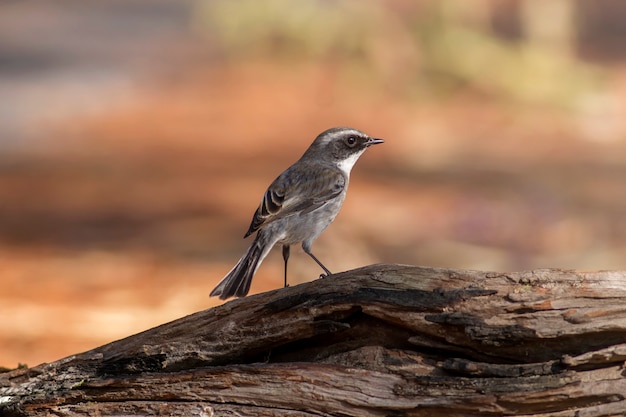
left=345, top=136, right=357, bottom=147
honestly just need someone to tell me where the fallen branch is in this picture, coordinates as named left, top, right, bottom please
left=2, top=265, right=626, bottom=416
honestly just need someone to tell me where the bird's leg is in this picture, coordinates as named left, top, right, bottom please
left=302, top=242, right=332, bottom=278
left=282, top=245, right=290, bottom=287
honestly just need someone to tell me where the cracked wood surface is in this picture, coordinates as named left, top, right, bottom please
left=2, top=265, right=626, bottom=416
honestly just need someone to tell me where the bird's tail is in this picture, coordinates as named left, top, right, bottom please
left=210, top=232, right=272, bottom=299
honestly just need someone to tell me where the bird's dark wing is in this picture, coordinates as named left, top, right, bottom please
left=244, top=163, right=346, bottom=237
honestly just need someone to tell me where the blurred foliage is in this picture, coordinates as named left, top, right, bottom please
left=418, top=1, right=603, bottom=108
left=193, top=0, right=386, bottom=60
left=193, top=0, right=603, bottom=108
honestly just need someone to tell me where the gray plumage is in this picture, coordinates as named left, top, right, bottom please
left=210, top=127, right=383, bottom=299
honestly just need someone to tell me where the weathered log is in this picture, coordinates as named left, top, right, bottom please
left=2, top=264, right=626, bottom=416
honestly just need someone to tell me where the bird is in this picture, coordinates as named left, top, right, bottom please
left=210, top=126, right=384, bottom=299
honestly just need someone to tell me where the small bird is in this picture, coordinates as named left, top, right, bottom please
left=210, top=127, right=384, bottom=299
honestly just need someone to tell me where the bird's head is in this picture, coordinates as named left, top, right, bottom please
left=303, top=127, right=384, bottom=174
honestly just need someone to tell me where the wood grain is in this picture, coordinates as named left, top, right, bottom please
left=2, top=265, right=626, bottom=416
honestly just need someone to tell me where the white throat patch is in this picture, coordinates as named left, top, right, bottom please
left=336, top=149, right=366, bottom=176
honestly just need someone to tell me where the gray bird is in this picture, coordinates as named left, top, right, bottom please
left=210, top=127, right=384, bottom=299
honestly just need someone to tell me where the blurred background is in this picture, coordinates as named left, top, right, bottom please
left=2, top=0, right=626, bottom=369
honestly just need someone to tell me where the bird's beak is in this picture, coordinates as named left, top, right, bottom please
left=366, top=137, right=384, bottom=146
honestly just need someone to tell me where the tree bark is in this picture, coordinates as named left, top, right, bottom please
left=2, top=264, right=626, bottom=416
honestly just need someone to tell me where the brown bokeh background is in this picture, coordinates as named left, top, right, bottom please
left=2, top=0, right=626, bottom=368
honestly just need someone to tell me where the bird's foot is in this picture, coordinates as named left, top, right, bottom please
left=318, top=273, right=330, bottom=279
